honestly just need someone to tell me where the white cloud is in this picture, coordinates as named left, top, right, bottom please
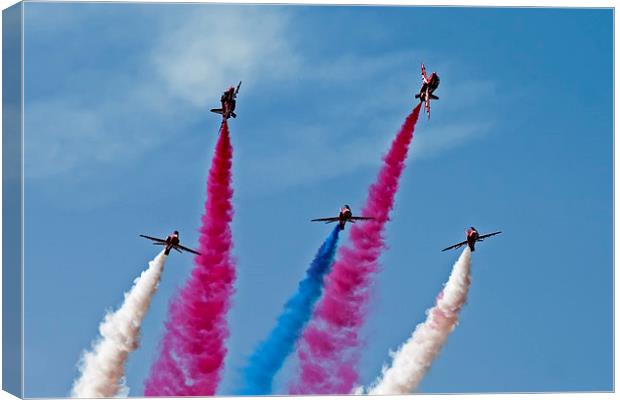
left=24, top=5, right=496, bottom=187
left=413, top=120, right=493, bottom=158
left=25, top=6, right=302, bottom=180
left=25, top=100, right=105, bottom=177
left=151, top=7, right=301, bottom=107
left=237, top=123, right=386, bottom=193
left=236, top=116, right=493, bottom=196
left=24, top=90, right=176, bottom=179
left=231, top=50, right=496, bottom=194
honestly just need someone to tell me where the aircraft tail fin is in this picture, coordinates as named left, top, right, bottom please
left=430, top=94, right=439, bottom=100
left=414, top=93, right=420, bottom=99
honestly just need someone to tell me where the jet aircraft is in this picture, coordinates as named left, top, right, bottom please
left=140, top=230, right=201, bottom=256
left=311, top=205, right=375, bottom=230
left=441, top=227, right=501, bottom=252
left=414, top=64, right=440, bottom=119
left=210, top=81, right=241, bottom=121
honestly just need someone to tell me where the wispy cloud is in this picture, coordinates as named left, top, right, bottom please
left=24, top=5, right=496, bottom=187
left=234, top=53, right=497, bottom=194
left=236, top=115, right=493, bottom=196
left=24, top=6, right=300, bottom=180
left=25, top=100, right=105, bottom=178
left=151, top=7, right=301, bottom=107
left=24, top=91, right=174, bottom=179
left=413, top=120, right=493, bottom=158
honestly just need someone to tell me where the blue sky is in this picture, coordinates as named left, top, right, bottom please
left=21, top=3, right=612, bottom=397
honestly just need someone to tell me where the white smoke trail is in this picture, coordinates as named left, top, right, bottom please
left=368, top=248, right=472, bottom=395
left=71, top=252, right=167, bottom=398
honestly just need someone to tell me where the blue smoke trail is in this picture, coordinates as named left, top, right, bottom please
left=238, top=226, right=340, bottom=394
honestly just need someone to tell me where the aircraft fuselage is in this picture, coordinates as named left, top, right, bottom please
left=466, top=228, right=479, bottom=251
left=221, top=88, right=237, bottom=118
left=211, top=86, right=238, bottom=120
left=338, top=208, right=353, bottom=230
left=165, top=234, right=180, bottom=255
left=419, top=73, right=440, bottom=101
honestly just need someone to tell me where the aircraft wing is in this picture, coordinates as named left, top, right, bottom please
left=210, top=108, right=224, bottom=114
left=350, top=216, right=375, bottom=221
left=478, top=231, right=502, bottom=241
left=235, top=81, right=242, bottom=95
left=311, top=217, right=340, bottom=224
left=176, top=244, right=201, bottom=256
left=441, top=240, right=468, bottom=252
left=140, top=234, right=167, bottom=243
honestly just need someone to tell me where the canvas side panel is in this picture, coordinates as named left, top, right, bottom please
left=3, top=2, right=23, bottom=398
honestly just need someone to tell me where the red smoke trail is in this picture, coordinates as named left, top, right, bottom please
left=290, top=104, right=421, bottom=394
left=144, top=121, right=235, bottom=396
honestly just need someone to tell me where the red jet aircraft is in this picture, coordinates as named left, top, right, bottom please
left=441, top=227, right=501, bottom=252
left=414, top=64, right=440, bottom=119
left=140, top=230, right=201, bottom=256
left=311, top=205, right=375, bottom=230
left=210, top=81, right=241, bottom=121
